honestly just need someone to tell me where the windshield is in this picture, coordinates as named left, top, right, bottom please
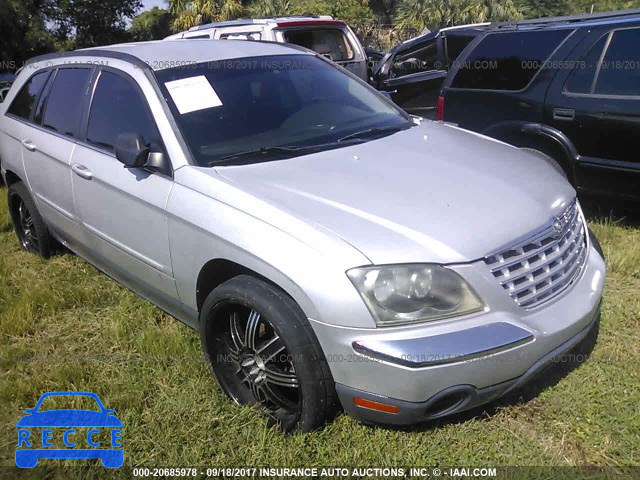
left=156, top=55, right=410, bottom=166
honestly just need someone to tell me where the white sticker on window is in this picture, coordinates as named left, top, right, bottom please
left=165, top=75, right=222, bottom=114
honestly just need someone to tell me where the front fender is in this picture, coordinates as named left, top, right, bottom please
left=168, top=168, right=376, bottom=329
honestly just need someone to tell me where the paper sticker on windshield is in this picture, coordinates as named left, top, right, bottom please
left=165, top=76, right=222, bottom=114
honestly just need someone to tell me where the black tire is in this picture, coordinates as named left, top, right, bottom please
left=7, top=182, right=54, bottom=258
left=200, top=275, right=339, bottom=432
left=520, top=147, right=568, bottom=179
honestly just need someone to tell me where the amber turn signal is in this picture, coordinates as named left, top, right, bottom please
left=353, top=397, right=400, bottom=414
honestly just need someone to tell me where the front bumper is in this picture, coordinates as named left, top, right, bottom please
left=309, top=244, right=605, bottom=425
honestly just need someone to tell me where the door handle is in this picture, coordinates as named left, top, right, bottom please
left=21, top=139, right=37, bottom=152
left=72, top=163, right=93, bottom=180
left=553, top=108, right=575, bottom=121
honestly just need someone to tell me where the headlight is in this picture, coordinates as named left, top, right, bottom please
left=347, top=264, right=484, bottom=326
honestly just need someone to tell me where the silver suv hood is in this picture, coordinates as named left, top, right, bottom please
left=217, top=122, right=576, bottom=264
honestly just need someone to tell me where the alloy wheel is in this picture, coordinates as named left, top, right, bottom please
left=11, top=193, right=39, bottom=253
left=215, top=304, right=302, bottom=422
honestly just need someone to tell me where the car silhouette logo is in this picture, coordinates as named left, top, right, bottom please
left=15, top=391, right=123, bottom=468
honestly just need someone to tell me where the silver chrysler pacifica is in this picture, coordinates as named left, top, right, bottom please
left=0, top=40, right=605, bottom=431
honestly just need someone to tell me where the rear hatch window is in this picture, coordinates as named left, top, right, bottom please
left=283, top=28, right=355, bottom=61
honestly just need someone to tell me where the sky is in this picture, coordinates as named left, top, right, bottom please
left=142, top=0, right=167, bottom=11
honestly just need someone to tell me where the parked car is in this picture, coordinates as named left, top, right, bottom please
left=364, top=47, right=385, bottom=83
left=373, top=23, right=489, bottom=116
left=0, top=76, right=14, bottom=184
left=166, top=16, right=369, bottom=82
left=439, top=9, right=640, bottom=202
left=0, top=40, right=605, bottom=431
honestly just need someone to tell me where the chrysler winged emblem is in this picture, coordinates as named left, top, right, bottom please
left=551, top=216, right=565, bottom=238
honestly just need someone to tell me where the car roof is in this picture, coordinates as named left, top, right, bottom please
left=27, top=40, right=311, bottom=72
left=394, top=23, right=490, bottom=52
left=187, top=15, right=341, bottom=32
left=489, top=8, right=640, bottom=31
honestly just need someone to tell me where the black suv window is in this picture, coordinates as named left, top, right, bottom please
left=595, top=28, right=640, bottom=96
left=565, top=35, right=608, bottom=94
left=7, top=71, right=50, bottom=121
left=41, top=69, right=92, bottom=137
left=391, top=40, right=439, bottom=77
left=87, top=71, right=160, bottom=153
left=451, top=30, right=571, bottom=90
left=445, top=33, right=476, bottom=66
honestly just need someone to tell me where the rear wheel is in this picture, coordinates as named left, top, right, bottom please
left=8, top=182, right=54, bottom=258
left=200, top=275, right=339, bottom=432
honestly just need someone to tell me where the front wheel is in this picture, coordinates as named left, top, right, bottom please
left=200, top=275, right=339, bottom=432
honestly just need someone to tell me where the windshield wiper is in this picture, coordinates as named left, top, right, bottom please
left=337, top=124, right=410, bottom=143
left=208, top=146, right=308, bottom=166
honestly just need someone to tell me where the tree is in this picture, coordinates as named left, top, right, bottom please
left=569, top=0, right=640, bottom=13
left=169, top=0, right=245, bottom=31
left=394, top=0, right=521, bottom=32
left=45, top=0, right=142, bottom=48
left=248, top=0, right=291, bottom=17
left=248, top=0, right=375, bottom=36
left=0, top=0, right=55, bottom=72
left=516, top=0, right=577, bottom=18
left=129, top=7, right=174, bottom=40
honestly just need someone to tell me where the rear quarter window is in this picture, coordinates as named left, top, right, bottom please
left=219, top=32, right=262, bottom=40
left=451, top=29, right=571, bottom=90
left=7, top=71, right=50, bottom=121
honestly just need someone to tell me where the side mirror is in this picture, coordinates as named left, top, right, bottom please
left=115, top=133, right=150, bottom=168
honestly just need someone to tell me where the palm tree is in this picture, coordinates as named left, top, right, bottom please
left=169, top=0, right=245, bottom=31
left=395, top=0, right=521, bottom=32
left=248, top=0, right=291, bottom=17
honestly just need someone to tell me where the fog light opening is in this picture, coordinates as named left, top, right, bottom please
left=424, top=389, right=473, bottom=418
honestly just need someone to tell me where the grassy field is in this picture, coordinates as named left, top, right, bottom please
left=0, top=187, right=639, bottom=478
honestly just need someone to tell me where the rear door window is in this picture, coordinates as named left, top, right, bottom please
left=594, top=28, right=640, bottom=96
left=284, top=28, right=354, bottom=61
left=41, top=68, right=92, bottom=137
left=451, top=29, right=571, bottom=90
left=7, top=71, right=50, bottom=121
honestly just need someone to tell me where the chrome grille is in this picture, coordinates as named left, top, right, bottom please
left=484, top=200, right=588, bottom=308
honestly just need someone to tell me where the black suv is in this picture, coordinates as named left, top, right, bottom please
left=439, top=10, right=640, bottom=202
left=373, top=24, right=489, bottom=117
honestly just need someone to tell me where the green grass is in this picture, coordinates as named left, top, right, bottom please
left=0, top=188, right=639, bottom=478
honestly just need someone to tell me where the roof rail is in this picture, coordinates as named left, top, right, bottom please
left=189, top=19, right=256, bottom=31
left=490, top=8, right=640, bottom=29
left=262, top=14, right=322, bottom=19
